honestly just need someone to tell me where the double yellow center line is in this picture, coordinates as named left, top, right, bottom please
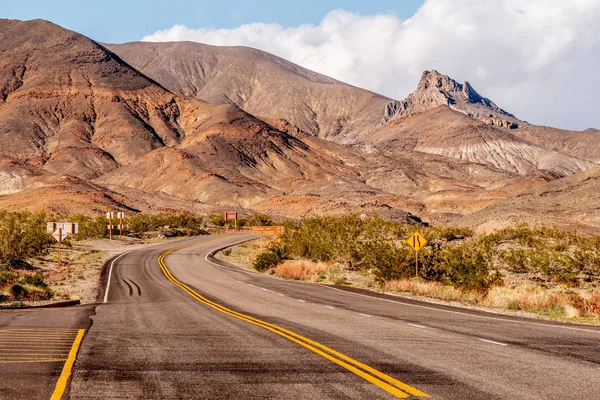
left=158, top=242, right=429, bottom=398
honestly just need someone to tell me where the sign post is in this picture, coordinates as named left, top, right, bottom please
left=117, top=212, right=125, bottom=240
left=106, top=212, right=114, bottom=240
left=406, top=231, right=427, bottom=278
left=225, top=212, right=237, bottom=230
left=47, top=222, right=78, bottom=269
left=251, top=226, right=285, bottom=249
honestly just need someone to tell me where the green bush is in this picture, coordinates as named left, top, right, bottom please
left=0, top=265, right=18, bottom=288
left=439, top=245, right=502, bottom=293
left=20, top=271, right=47, bottom=288
left=209, top=213, right=226, bottom=227
left=253, top=243, right=287, bottom=272
left=0, top=211, right=52, bottom=264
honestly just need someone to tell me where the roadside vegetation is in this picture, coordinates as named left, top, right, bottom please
left=0, top=210, right=269, bottom=306
left=247, top=216, right=600, bottom=321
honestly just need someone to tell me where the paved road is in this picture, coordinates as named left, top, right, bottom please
left=67, top=233, right=600, bottom=399
left=0, top=305, right=93, bottom=399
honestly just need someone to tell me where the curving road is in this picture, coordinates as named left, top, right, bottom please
left=66, top=233, right=600, bottom=399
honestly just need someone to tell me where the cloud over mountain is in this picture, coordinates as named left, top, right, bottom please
left=142, top=0, right=600, bottom=131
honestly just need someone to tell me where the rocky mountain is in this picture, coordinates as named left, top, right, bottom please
left=380, top=70, right=600, bottom=165
left=0, top=19, right=394, bottom=216
left=0, top=19, right=598, bottom=233
left=105, top=41, right=392, bottom=143
left=383, top=70, right=518, bottom=128
left=365, top=106, right=596, bottom=177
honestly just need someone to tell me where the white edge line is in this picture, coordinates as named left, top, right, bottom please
left=359, top=313, right=372, bottom=318
left=298, top=299, right=306, bottom=303
left=325, top=306, right=335, bottom=309
left=103, top=252, right=130, bottom=304
left=407, top=323, right=427, bottom=329
left=202, top=239, right=600, bottom=335
left=479, top=339, right=508, bottom=346
left=325, top=287, right=600, bottom=334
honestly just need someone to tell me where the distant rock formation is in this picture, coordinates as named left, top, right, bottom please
left=383, top=70, right=518, bottom=128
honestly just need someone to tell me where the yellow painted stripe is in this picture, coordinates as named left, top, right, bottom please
left=0, top=329, right=79, bottom=332
left=0, top=347, right=72, bottom=350
left=158, top=242, right=429, bottom=398
left=0, top=358, right=67, bottom=364
left=50, top=329, right=85, bottom=400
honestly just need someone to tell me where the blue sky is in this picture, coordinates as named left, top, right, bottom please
left=1, top=0, right=425, bottom=43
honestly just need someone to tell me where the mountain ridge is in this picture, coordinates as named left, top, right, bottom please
left=0, top=19, right=598, bottom=233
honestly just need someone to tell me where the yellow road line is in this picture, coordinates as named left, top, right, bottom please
left=0, top=328, right=79, bottom=332
left=0, top=358, right=68, bottom=364
left=159, top=242, right=429, bottom=398
left=50, top=329, right=85, bottom=400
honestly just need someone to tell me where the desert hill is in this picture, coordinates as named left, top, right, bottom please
left=457, top=167, right=600, bottom=234
left=365, top=106, right=596, bottom=177
left=0, top=19, right=598, bottom=233
left=105, top=41, right=392, bottom=143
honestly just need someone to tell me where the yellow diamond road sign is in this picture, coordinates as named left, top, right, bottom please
left=407, top=231, right=428, bottom=252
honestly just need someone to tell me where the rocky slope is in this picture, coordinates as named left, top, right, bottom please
left=0, top=19, right=598, bottom=233
left=0, top=19, right=396, bottom=216
left=105, top=41, right=392, bottom=143
left=365, top=106, right=596, bottom=177
left=457, top=167, right=600, bottom=235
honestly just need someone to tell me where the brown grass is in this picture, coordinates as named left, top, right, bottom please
left=275, top=260, right=331, bottom=281
left=385, top=279, right=600, bottom=319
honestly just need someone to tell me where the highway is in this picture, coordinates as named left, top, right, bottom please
left=56, top=233, right=600, bottom=399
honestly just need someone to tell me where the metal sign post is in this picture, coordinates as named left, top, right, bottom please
left=106, top=212, right=114, bottom=240
left=47, top=222, right=78, bottom=269
left=406, top=231, right=428, bottom=278
left=57, top=227, right=61, bottom=268
left=117, top=212, right=125, bottom=240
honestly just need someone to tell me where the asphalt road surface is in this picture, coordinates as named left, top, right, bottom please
left=0, top=304, right=93, bottom=399
left=15, top=233, right=600, bottom=399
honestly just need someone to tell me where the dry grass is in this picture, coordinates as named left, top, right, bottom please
left=384, top=279, right=483, bottom=304
left=275, top=260, right=331, bottom=281
left=384, top=278, right=600, bottom=320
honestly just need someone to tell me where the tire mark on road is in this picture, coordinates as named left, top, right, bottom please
left=122, top=279, right=133, bottom=296
left=128, top=279, right=142, bottom=296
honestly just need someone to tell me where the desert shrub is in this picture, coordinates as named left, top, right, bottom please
left=499, top=248, right=531, bottom=273
left=209, top=213, right=226, bottom=227
left=23, top=285, right=53, bottom=301
left=245, top=214, right=273, bottom=227
left=68, top=214, right=108, bottom=239
left=437, top=245, right=502, bottom=293
left=0, top=211, right=52, bottom=264
left=433, top=226, right=474, bottom=241
left=222, top=248, right=232, bottom=256
left=364, top=241, right=414, bottom=282
left=126, top=213, right=204, bottom=235
left=254, top=243, right=287, bottom=272
left=275, top=260, right=330, bottom=280
left=0, top=265, right=18, bottom=288
left=19, top=271, right=47, bottom=288
left=9, top=283, right=27, bottom=299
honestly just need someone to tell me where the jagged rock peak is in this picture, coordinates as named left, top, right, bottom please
left=383, top=70, right=517, bottom=128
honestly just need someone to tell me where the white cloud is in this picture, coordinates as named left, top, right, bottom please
left=143, top=0, right=600, bottom=130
